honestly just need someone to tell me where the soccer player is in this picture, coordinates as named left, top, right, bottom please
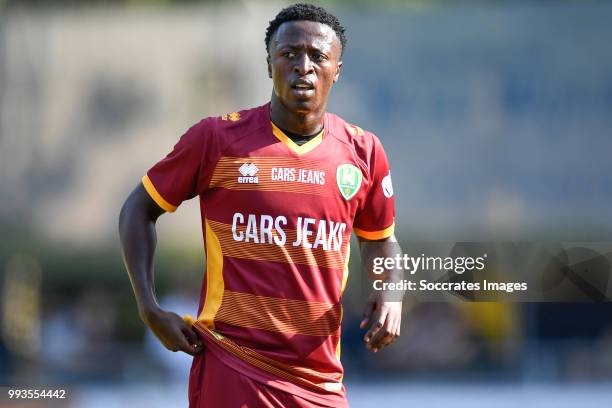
left=119, top=4, right=403, bottom=407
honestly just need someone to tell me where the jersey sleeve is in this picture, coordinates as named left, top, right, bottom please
left=353, top=135, right=395, bottom=240
left=142, top=119, right=212, bottom=212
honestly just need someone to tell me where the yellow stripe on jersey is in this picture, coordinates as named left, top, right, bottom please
left=141, top=174, right=177, bottom=213
left=271, top=122, right=324, bottom=155
left=199, top=219, right=224, bottom=328
left=335, top=308, right=343, bottom=362
left=353, top=222, right=395, bottom=241
left=336, top=245, right=350, bottom=363
left=341, top=244, right=350, bottom=293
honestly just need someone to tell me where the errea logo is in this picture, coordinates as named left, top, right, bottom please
left=238, top=163, right=259, bottom=184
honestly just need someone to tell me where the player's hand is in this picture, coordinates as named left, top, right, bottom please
left=142, top=307, right=203, bottom=356
left=360, top=291, right=402, bottom=353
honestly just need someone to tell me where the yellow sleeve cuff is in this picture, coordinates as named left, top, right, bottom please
left=353, top=222, right=395, bottom=240
left=141, top=174, right=178, bottom=213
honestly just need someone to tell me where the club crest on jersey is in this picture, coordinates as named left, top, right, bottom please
left=238, top=163, right=259, bottom=183
left=336, top=164, right=362, bottom=200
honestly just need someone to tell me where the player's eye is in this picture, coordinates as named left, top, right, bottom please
left=312, top=53, right=327, bottom=62
left=282, top=51, right=295, bottom=58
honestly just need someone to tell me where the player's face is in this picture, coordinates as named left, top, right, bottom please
left=268, top=20, right=342, bottom=114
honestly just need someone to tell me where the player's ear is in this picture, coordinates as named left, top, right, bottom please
left=333, top=60, right=342, bottom=83
left=267, top=55, right=272, bottom=79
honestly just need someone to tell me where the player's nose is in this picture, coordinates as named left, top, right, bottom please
left=293, top=53, right=314, bottom=76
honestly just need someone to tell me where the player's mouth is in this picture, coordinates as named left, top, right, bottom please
left=290, top=79, right=315, bottom=97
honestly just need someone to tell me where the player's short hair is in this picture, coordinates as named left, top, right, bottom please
left=265, top=3, right=347, bottom=57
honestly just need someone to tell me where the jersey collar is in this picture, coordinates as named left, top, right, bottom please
left=270, top=121, right=325, bottom=155
left=265, top=102, right=328, bottom=156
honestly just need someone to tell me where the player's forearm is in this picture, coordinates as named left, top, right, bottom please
left=119, top=193, right=162, bottom=321
left=360, top=235, right=405, bottom=288
left=358, top=235, right=404, bottom=351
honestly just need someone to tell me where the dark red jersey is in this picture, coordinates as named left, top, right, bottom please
left=143, top=103, right=395, bottom=405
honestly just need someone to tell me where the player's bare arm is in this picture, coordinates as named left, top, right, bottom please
left=120, top=5, right=397, bottom=406
left=358, top=234, right=404, bottom=353
left=119, top=184, right=202, bottom=356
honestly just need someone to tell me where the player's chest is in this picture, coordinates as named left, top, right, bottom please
left=206, top=153, right=368, bottom=217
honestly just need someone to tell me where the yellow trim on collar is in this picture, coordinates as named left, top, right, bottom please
left=271, top=122, right=324, bottom=155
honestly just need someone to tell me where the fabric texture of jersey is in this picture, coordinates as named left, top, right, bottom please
left=189, top=348, right=346, bottom=408
left=143, top=103, right=395, bottom=406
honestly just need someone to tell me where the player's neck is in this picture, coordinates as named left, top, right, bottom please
left=269, top=97, right=325, bottom=136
